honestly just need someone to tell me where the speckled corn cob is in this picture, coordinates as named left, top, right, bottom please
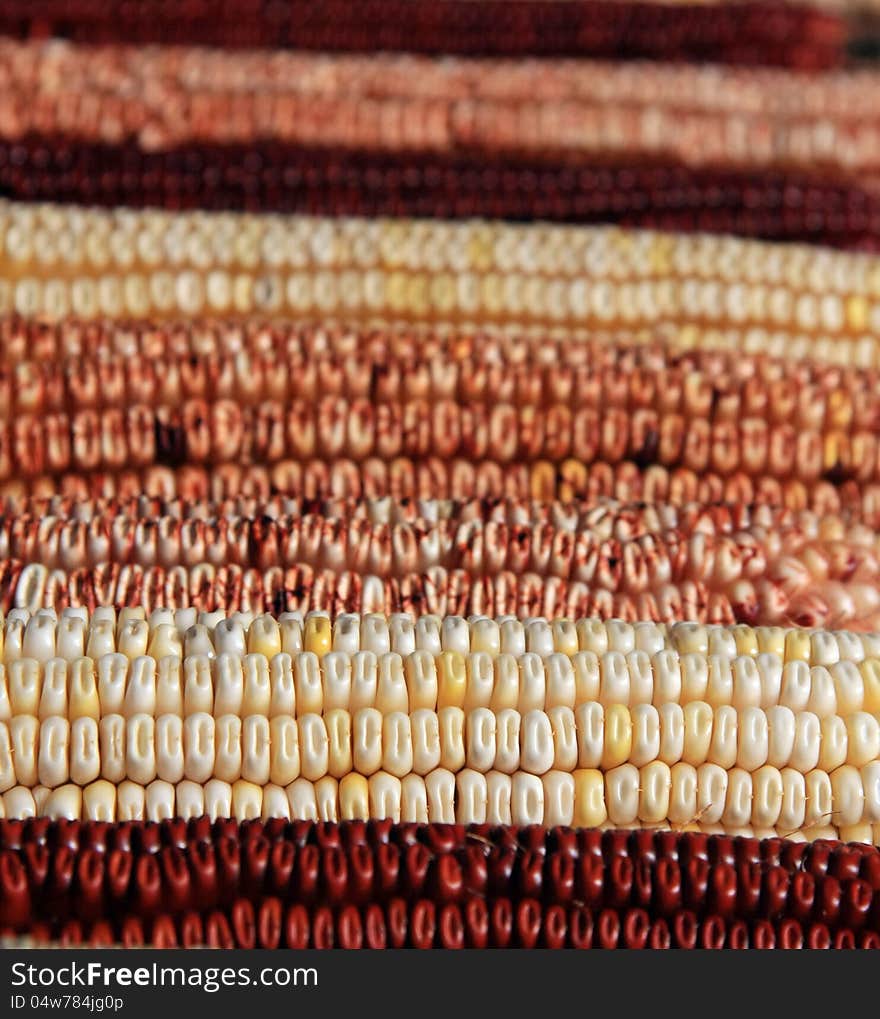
left=8, top=315, right=870, bottom=520
left=2, top=497, right=879, bottom=627
left=3, top=462, right=875, bottom=523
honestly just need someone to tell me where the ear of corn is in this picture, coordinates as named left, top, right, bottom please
left=0, top=609, right=877, bottom=842
left=0, top=40, right=867, bottom=169
left=1, top=821, right=878, bottom=947
left=1, top=205, right=880, bottom=372
left=0, top=2, right=845, bottom=62
left=0, top=497, right=879, bottom=627
left=4, top=141, right=879, bottom=250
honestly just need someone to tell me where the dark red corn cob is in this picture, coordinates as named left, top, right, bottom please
left=1, top=141, right=875, bottom=248
left=0, top=2, right=845, bottom=65
left=7, top=820, right=880, bottom=947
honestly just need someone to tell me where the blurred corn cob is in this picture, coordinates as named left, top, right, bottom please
left=0, top=42, right=876, bottom=178
left=0, top=2, right=844, bottom=64
left=4, top=141, right=880, bottom=250
left=4, top=206, right=880, bottom=374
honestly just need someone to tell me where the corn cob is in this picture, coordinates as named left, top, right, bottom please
left=3, top=824, right=880, bottom=936
left=3, top=610, right=880, bottom=837
left=7, top=492, right=879, bottom=617
left=4, top=140, right=878, bottom=250
left=0, top=1, right=845, bottom=65
left=6, top=819, right=879, bottom=946
left=4, top=205, right=880, bottom=369
left=0, top=44, right=875, bottom=177
left=3, top=499, right=879, bottom=626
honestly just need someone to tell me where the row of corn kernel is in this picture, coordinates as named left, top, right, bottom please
left=0, top=609, right=878, bottom=665
left=1, top=317, right=876, bottom=373
left=2, top=398, right=879, bottom=488
left=0, top=764, right=866, bottom=843
left=0, top=461, right=874, bottom=518
left=5, top=700, right=880, bottom=786
left=4, top=345, right=878, bottom=427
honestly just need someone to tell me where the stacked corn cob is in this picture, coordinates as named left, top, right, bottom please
left=5, top=821, right=880, bottom=948
left=3, top=607, right=880, bottom=845
left=4, top=0, right=880, bottom=950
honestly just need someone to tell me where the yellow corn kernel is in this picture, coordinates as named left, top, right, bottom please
left=846, top=295, right=868, bottom=333
left=601, top=703, right=632, bottom=771
left=860, top=659, right=880, bottom=713
left=755, top=627, right=786, bottom=658
left=437, top=651, right=467, bottom=709
left=731, top=624, right=758, bottom=657
left=573, top=768, right=607, bottom=828
left=338, top=773, right=369, bottom=821
left=303, top=615, right=332, bottom=656
left=784, top=629, right=812, bottom=664
left=551, top=619, right=579, bottom=657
